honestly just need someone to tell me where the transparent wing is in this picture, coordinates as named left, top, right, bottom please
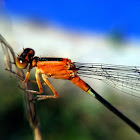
left=75, top=62, right=140, bottom=98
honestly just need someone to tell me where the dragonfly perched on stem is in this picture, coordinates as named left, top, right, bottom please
left=14, top=48, right=140, bottom=134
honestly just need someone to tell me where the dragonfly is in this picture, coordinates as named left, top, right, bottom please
left=15, top=48, right=140, bottom=133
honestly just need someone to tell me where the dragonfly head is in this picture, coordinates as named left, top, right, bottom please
left=16, top=48, right=35, bottom=69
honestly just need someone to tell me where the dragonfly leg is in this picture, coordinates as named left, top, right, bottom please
left=5, top=68, right=39, bottom=84
left=25, top=73, right=60, bottom=100
left=36, top=95, right=58, bottom=100
left=26, top=73, right=59, bottom=101
left=29, top=80, right=46, bottom=85
left=22, top=69, right=44, bottom=94
left=32, top=70, right=59, bottom=98
left=35, top=70, right=44, bottom=93
left=25, top=69, right=31, bottom=83
left=40, top=74, right=59, bottom=98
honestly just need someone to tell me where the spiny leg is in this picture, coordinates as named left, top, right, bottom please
left=5, top=69, right=41, bottom=96
left=16, top=69, right=59, bottom=100
left=24, top=69, right=43, bottom=94
left=36, top=70, right=43, bottom=93
left=24, top=70, right=31, bottom=83
left=35, top=74, right=59, bottom=100
left=5, top=68, right=41, bottom=84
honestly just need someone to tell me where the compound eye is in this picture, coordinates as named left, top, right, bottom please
left=16, top=57, right=28, bottom=69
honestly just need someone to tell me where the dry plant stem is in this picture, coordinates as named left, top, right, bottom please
left=1, top=43, right=11, bottom=71
left=0, top=34, right=42, bottom=140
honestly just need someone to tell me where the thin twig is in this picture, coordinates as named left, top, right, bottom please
left=0, top=34, right=42, bottom=140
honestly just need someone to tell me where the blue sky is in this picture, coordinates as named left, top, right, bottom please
left=4, top=0, right=140, bottom=37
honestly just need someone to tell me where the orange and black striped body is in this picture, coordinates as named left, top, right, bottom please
left=15, top=48, right=140, bottom=133
left=16, top=48, right=92, bottom=99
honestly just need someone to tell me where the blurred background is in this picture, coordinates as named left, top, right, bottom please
left=0, top=0, right=140, bottom=140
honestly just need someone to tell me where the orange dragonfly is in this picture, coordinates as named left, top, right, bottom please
left=16, top=48, right=94, bottom=100
left=15, top=48, right=140, bottom=133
